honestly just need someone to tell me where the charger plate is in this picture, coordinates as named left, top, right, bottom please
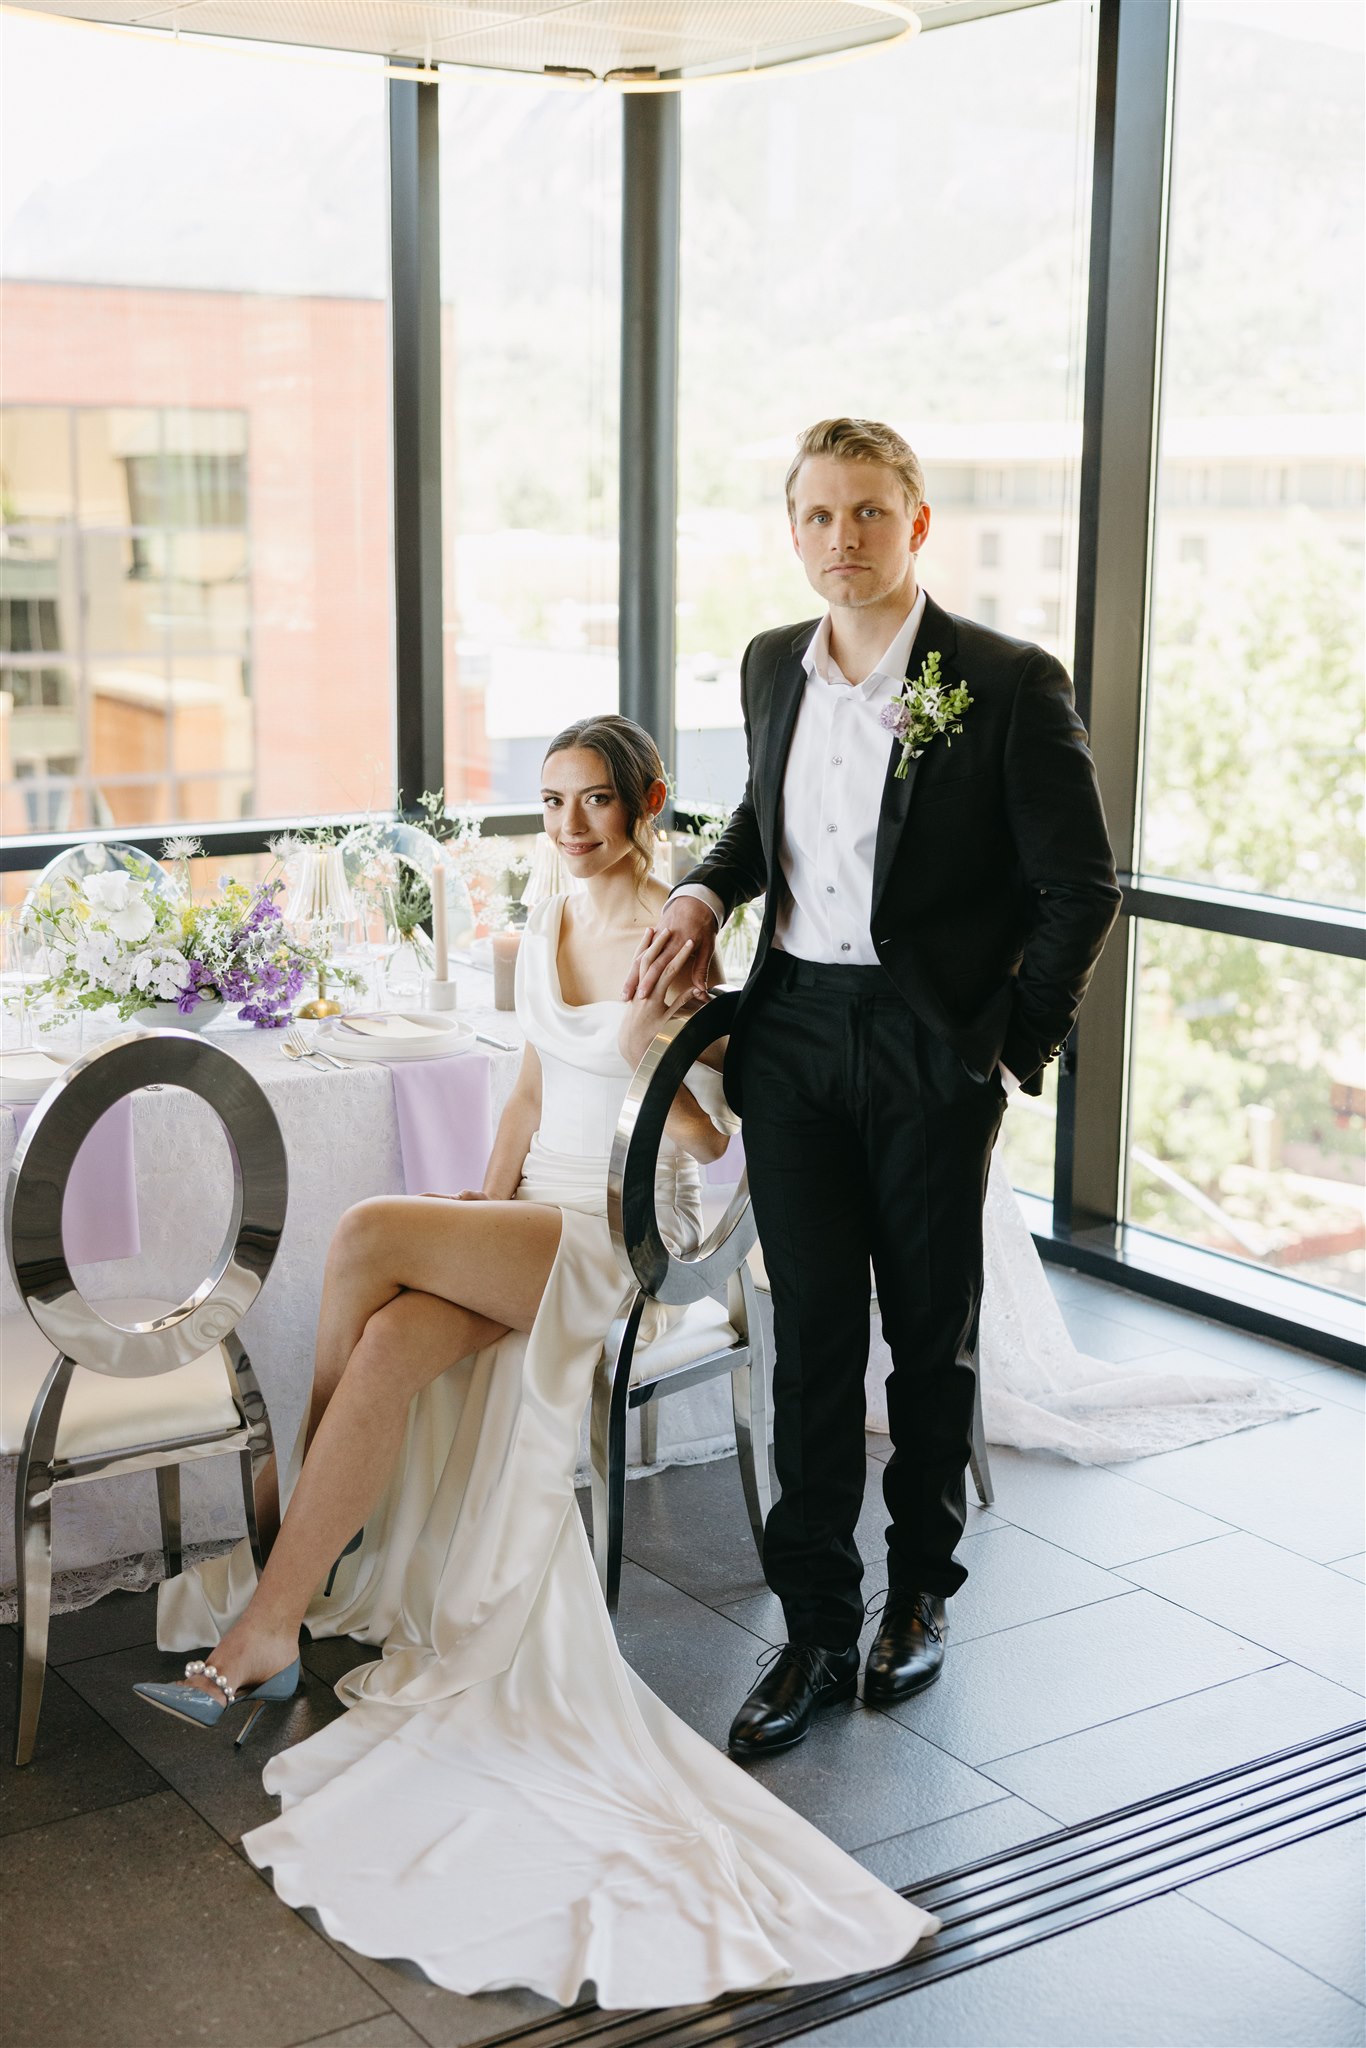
left=316, top=1011, right=476, bottom=1063
left=0, top=1047, right=73, bottom=1106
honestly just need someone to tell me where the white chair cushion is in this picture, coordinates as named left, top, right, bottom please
left=1, top=1298, right=240, bottom=1460
left=629, top=1294, right=738, bottom=1386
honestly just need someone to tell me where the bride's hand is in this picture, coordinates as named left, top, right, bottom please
left=423, top=1190, right=491, bottom=1201
left=618, top=935, right=697, bottom=1070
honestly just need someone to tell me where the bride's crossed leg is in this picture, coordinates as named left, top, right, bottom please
left=183, top=1193, right=563, bottom=1699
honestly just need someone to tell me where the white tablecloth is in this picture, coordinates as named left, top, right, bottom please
left=2, top=963, right=744, bottom=1597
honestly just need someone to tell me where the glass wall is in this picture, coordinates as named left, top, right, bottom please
left=676, top=0, right=1096, bottom=1198
left=1128, top=925, right=1364, bottom=1300
left=1126, top=0, right=1365, bottom=1299
left=438, top=79, right=619, bottom=808
left=674, top=0, right=1096, bottom=813
left=0, top=12, right=392, bottom=835
left=1141, top=0, right=1364, bottom=910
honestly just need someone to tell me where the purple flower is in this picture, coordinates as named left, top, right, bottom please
left=879, top=702, right=909, bottom=737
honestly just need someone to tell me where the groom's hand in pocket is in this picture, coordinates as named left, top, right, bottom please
left=624, top=896, right=716, bottom=1002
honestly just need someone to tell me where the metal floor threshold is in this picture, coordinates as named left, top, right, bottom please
left=479, top=1720, right=1365, bottom=2048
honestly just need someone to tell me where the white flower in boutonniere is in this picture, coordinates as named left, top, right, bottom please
left=879, top=650, right=974, bottom=781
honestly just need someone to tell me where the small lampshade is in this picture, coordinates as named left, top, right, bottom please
left=284, top=846, right=357, bottom=928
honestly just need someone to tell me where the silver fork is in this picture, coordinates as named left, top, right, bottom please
left=285, top=1020, right=343, bottom=1070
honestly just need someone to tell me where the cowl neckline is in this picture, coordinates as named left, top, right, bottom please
left=517, top=894, right=633, bottom=1079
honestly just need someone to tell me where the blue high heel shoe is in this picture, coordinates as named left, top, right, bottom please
left=133, top=1656, right=301, bottom=1746
left=323, top=1527, right=364, bottom=1599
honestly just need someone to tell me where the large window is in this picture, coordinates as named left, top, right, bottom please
left=1, top=406, right=251, bottom=831
left=1129, top=926, right=1364, bottom=1300
left=0, top=12, right=392, bottom=833
left=674, top=0, right=1096, bottom=817
left=1126, top=0, right=1365, bottom=1301
left=438, top=79, right=620, bottom=807
left=675, top=0, right=1096, bottom=1200
left=1141, top=1, right=1364, bottom=911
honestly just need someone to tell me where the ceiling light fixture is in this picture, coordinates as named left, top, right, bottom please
left=3, top=2, right=921, bottom=90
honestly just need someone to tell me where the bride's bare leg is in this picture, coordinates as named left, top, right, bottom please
left=246, top=1192, right=547, bottom=1544
left=189, top=1197, right=563, bottom=1694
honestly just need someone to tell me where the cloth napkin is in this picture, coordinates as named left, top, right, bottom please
left=390, top=1053, right=494, bottom=1197
left=10, top=1096, right=141, bottom=1264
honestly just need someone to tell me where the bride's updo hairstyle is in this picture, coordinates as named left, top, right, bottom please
left=542, top=714, right=666, bottom=896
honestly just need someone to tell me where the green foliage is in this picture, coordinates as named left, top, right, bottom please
left=1144, top=518, right=1364, bottom=910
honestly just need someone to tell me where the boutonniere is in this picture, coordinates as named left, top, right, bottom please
left=879, top=650, right=973, bottom=781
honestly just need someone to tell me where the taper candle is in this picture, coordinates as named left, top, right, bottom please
left=430, top=859, right=449, bottom=981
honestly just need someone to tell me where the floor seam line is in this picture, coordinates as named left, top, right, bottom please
left=974, top=1663, right=1300, bottom=1772
left=1177, top=1886, right=1366, bottom=2008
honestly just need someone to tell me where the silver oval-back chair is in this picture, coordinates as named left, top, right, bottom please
left=3, top=1031, right=287, bottom=1764
left=23, top=840, right=171, bottom=914
left=592, top=987, right=770, bottom=1618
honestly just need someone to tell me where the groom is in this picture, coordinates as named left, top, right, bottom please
left=627, top=417, right=1120, bottom=1755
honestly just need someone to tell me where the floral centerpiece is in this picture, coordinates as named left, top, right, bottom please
left=21, top=838, right=343, bottom=1029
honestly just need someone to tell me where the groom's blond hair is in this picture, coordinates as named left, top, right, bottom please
left=785, top=418, right=926, bottom=519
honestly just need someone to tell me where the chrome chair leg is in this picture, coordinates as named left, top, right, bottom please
left=14, top=1354, right=74, bottom=1767
left=638, top=1397, right=659, bottom=1467
left=728, top=1267, right=772, bottom=1562
left=155, top=1464, right=182, bottom=1580
left=968, top=1365, right=994, bottom=1508
left=591, top=1295, right=645, bottom=1620
left=228, top=1337, right=273, bottom=1570
left=238, top=1451, right=266, bottom=1574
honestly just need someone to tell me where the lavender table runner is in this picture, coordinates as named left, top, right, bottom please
left=389, top=1052, right=494, bottom=1197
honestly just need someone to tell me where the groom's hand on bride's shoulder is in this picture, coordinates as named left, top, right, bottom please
left=623, top=897, right=716, bottom=1002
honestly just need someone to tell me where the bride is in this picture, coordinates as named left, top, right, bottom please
left=141, top=713, right=938, bottom=2009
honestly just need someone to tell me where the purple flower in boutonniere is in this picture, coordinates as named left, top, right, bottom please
left=879, top=650, right=973, bottom=781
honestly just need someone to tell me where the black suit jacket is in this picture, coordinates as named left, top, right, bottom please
left=683, top=592, right=1121, bottom=1104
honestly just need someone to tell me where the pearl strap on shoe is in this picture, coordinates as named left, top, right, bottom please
left=184, top=1659, right=237, bottom=1704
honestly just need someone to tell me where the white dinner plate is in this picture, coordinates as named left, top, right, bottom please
left=316, top=1011, right=477, bottom=1063
left=0, top=1047, right=73, bottom=1106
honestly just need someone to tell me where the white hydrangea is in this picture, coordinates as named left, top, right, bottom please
left=82, top=871, right=156, bottom=944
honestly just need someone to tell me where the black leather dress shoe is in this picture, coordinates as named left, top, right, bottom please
left=862, top=1592, right=948, bottom=1702
left=727, top=1642, right=861, bottom=1759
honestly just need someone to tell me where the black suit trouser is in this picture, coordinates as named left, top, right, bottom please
left=736, top=953, right=1006, bottom=1651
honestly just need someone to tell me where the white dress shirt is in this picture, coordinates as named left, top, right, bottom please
left=676, top=591, right=924, bottom=964
left=673, top=589, right=1020, bottom=1091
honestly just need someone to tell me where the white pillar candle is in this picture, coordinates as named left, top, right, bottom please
left=430, top=859, right=449, bottom=981
left=491, top=928, right=521, bottom=1011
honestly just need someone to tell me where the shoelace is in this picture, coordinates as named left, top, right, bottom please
left=754, top=1640, right=847, bottom=1688
left=863, top=1589, right=943, bottom=1645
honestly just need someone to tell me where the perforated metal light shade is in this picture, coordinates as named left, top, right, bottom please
left=8, top=0, right=920, bottom=85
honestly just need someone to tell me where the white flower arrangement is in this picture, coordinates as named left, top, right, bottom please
left=20, top=848, right=342, bottom=1028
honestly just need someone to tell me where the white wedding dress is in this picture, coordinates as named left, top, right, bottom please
left=864, top=1151, right=1314, bottom=1459
left=158, top=894, right=935, bottom=2009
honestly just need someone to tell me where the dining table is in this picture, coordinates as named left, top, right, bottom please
left=1, top=958, right=746, bottom=1611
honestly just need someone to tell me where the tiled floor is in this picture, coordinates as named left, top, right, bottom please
left=3, top=1272, right=1363, bottom=2048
